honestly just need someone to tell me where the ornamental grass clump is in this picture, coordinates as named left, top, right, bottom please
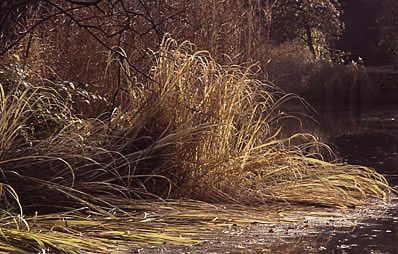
left=144, top=39, right=391, bottom=207
left=0, top=39, right=393, bottom=211
left=0, top=39, right=394, bottom=252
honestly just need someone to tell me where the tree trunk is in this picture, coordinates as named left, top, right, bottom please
left=305, top=25, right=316, bottom=58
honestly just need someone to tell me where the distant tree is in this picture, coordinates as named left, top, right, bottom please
left=377, top=0, right=398, bottom=65
left=271, top=0, right=344, bottom=59
left=336, top=0, right=391, bottom=66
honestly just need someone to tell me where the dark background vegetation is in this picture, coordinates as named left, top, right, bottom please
left=337, top=0, right=398, bottom=66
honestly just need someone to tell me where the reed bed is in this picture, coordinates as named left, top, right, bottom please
left=0, top=39, right=395, bottom=252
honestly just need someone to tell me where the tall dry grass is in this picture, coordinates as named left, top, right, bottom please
left=0, top=37, right=394, bottom=253
left=5, top=0, right=365, bottom=109
left=145, top=39, right=391, bottom=207
left=2, top=39, right=392, bottom=212
left=6, top=1, right=274, bottom=98
left=0, top=2, right=393, bottom=252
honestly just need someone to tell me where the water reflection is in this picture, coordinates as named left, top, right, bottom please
left=317, top=200, right=398, bottom=254
left=314, top=104, right=398, bottom=180
left=309, top=104, right=398, bottom=254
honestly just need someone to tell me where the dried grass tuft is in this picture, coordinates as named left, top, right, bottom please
left=0, top=38, right=395, bottom=252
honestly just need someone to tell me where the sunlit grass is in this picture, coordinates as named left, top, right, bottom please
left=0, top=39, right=395, bottom=252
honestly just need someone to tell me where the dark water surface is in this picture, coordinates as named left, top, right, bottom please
left=313, top=104, right=398, bottom=253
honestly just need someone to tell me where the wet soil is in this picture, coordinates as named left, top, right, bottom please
left=131, top=202, right=395, bottom=253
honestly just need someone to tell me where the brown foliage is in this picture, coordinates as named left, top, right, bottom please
left=2, top=1, right=274, bottom=83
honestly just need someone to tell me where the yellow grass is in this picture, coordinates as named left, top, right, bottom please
left=0, top=38, right=395, bottom=252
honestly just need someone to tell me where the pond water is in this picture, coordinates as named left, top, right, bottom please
left=312, top=104, right=398, bottom=253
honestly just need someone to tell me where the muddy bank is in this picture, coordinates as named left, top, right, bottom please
left=131, top=201, right=395, bottom=253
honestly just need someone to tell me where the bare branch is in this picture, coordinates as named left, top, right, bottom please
left=41, top=0, right=154, bottom=82
left=64, top=0, right=103, bottom=6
